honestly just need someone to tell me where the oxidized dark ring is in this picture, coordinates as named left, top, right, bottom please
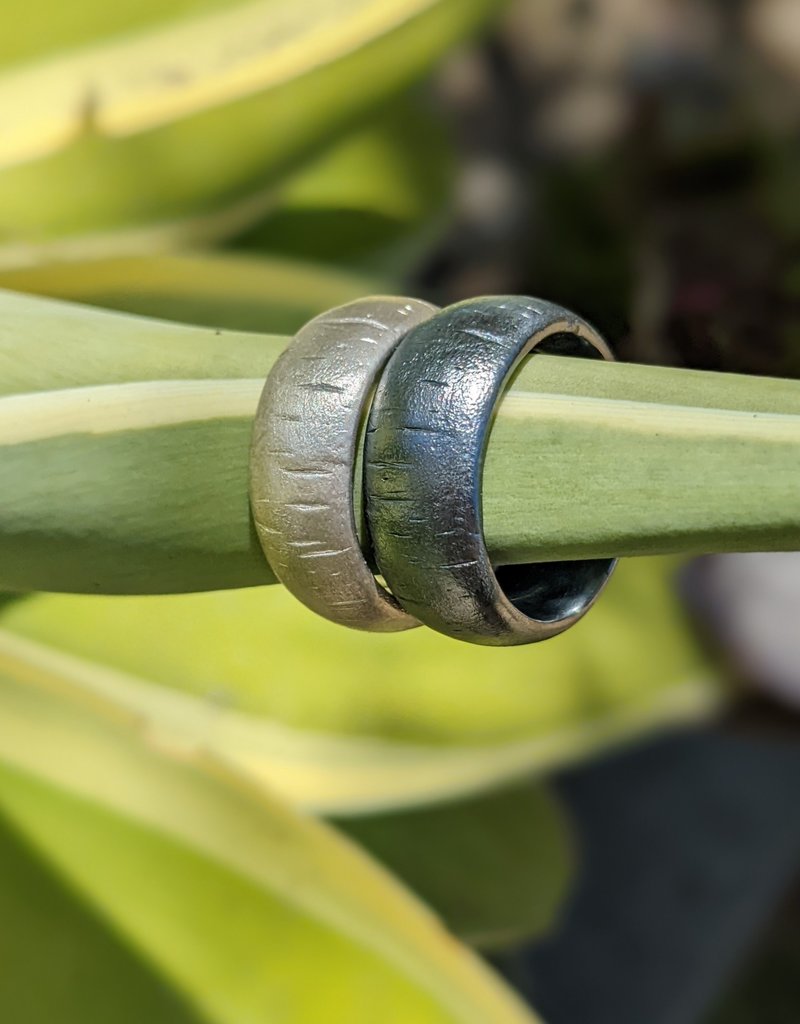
left=250, top=296, right=437, bottom=631
left=365, top=296, right=617, bottom=646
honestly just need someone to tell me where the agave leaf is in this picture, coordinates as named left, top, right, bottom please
left=0, top=673, right=541, bottom=1024
left=0, top=743, right=573, bottom=961
left=0, top=100, right=447, bottom=321
left=0, top=584, right=577, bottom=952
left=2, top=290, right=800, bottom=592
left=0, top=388, right=271, bottom=594
left=0, top=811, right=204, bottom=1023
left=2, top=0, right=231, bottom=68
left=0, top=0, right=500, bottom=266
left=0, top=0, right=489, bottom=166
left=7, top=288, right=800, bottom=410
left=0, top=252, right=385, bottom=333
left=0, top=288, right=277, bottom=397
left=335, top=783, right=574, bottom=951
left=0, top=558, right=721, bottom=816
left=275, top=100, right=452, bottom=225
left=0, top=559, right=711, bottom=958
left=240, top=97, right=454, bottom=272
left=2, top=291, right=799, bottom=594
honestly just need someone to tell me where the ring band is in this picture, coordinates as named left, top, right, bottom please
left=365, top=296, right=617, bottom=646
left=250, top=296, right=437, bottom=631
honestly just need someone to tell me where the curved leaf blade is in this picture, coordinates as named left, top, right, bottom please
left=0, top=673, right=541, bottom=1024
left=0, top=0, right=499, bottom=264
left=0, top=0, right=486, bottom=168
left=0, top=558, right=721, bottom=815
left=0, top=810, right=204, bottom=1024
left=240, top=98, right=454, bottom=272
left=336, top=784, right=574, bottom=951
left=3, top=291, right=799, bottom=594
left=0, top=253, right=384, bottom=333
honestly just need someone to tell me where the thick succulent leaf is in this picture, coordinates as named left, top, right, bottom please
left=0, top=0, right=485, bottom=166
left=0, top=673, right=541, bottom=1024
left=0, top=557, right=721, bottom=816
left=3, top=290, right=800, bottom=592
left=2, top=0, right=232, bottom=69
left=0, top=738, right=572, bottom=956
left=274, top=101, right=452, bottom=227
left=0, top=0, right=500, bottom=266
left=336, top=783, right=574, bottom=951
left=3, top=370, right=800, bottom=593
left=0, top=102, right=446, bottom=320
left=0, top=559, right=714, bottom=950
left=0, top=252, right=384, bottom=334
left=3, top=292, right=800, bottom=594
left=240, top=98, right=454, bottom=272
left=0, top=288, right=277, bottom=398
left=0, top=811, right=204, bottom=1024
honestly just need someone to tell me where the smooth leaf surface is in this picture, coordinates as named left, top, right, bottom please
left=240, top=98, right=454, bottom=272
left=0, top=252, right=384, bottom=334
left=0, top=811, right=204, bottom=1024
left=336, top=784, right=574, bottom=950
left=2, top=0, right=232, bottom=68
left=0, top=0, right=499, bottom=266
left=0, top=288, right=278, bottom=398
left=0, top=0, right=487, bottom=166
left=0, top=558, right=721, bottom=815
left=0, top=673, right=541, bottom=1024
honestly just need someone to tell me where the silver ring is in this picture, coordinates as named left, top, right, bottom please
left=365, top=296, right=617, bottom=646
left=250, top=296, right=437, bottom=631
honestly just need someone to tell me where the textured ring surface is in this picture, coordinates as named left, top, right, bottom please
left=365, top=295, right=616, bottom=646
left=250, top=296, right=437, bottom=631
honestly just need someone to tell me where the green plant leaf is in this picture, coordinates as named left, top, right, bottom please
left=0, top=0, right=500, bottom=268
left=0, top=287, right=279, bottom=398
left=0, top=811, right=204, bottom=1024
left=1, top=291, right=800, bottom=594
left=238, top=98, right=454, bottom=273
left=0, top=672, right=542, bottom=1024
left=0, top=559, right=713, bottom=952
left=2, top=0, right=234, bottom=69
left=0, top=252, right=385, bottom=333
left=1, top=751, right=574, bottom=961
left=0, top=557, right=721, bottom=816
left=336, top=783, right=574, bottom=951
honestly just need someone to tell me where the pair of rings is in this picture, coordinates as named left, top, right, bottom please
left=250, top=295, right=615, bottom=646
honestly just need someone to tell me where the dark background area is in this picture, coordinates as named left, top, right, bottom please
left=423, top=0, right=799, bottom=378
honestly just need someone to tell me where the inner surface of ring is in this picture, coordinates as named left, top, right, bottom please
left=495, top=559, right=615, bottom=622
left=492, top=328, right=614, bottom=623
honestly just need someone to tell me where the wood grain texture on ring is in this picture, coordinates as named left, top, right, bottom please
left=250, top=296, right=437, bottom=631
left=365, top=295, right=617, bottom=646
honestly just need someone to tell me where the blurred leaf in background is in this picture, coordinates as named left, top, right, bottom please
left=0, top=811, right=203, bottom=1024
left=0, top=555, right=724, bottom=971
left=336, top=783, right=574, bottom=952
left=0, top=672, right=540, bottom=1024
left=0, top=98, right=453, bottom=327
left=0, top=0, right=498, bottom=269
left=234, top=98, right=455, bottom=275
left=0, top=252, right=385, bottom=334
left=0, top=557, right=723, bottom=816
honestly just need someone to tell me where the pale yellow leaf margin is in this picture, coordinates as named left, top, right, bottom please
left=0, top=669, right=541, bottom=1024
left=0, top=628, right=720, bottom=816
left=0, top=0, right=445, bottom=170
